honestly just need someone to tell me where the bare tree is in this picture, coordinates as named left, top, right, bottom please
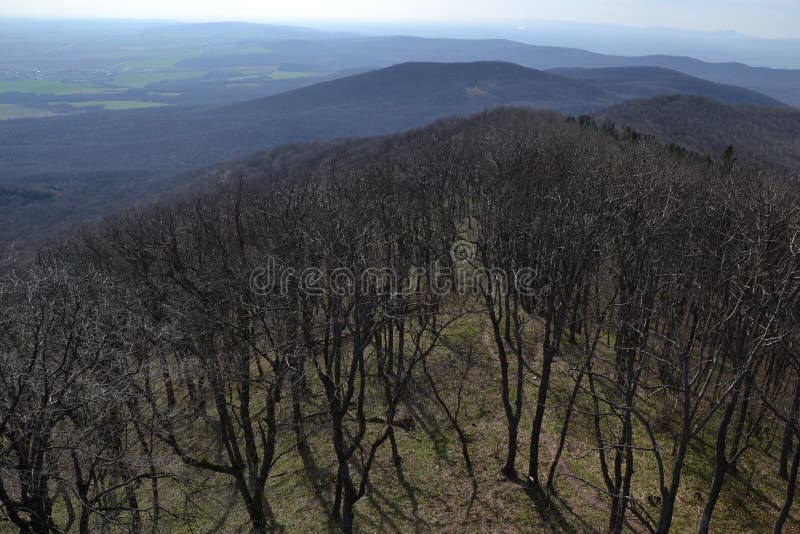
left=0, top=267, right=144, bottom=533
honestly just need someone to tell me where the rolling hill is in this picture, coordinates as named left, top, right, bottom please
left=3, top=107, right=798, bottom=533
left=234, top=36, right=800, bottom=107
left=612, top=54, right=800, bottom=108
left=0, top=61, right=782, bottom=184
left=4, top=24, right=800, bottom=116
left=596, top=95, right=800, bottom=171
left=550, top=67, right=784, bottom=106
left=0, top=61, right=617, bottom=183
left=0, top=61, right=788, bottom=244
left=228, top=61, right=617, bottom=113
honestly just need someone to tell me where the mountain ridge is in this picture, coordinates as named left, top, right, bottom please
left=252, top=36, right=800, bottom=106
left=0, top=61, right=790, bottom=244
left=550, top=66, right=784, bottom=106
left=226, top=61, right=617, bottom=113
left=596, top=94, right=800, bottom=171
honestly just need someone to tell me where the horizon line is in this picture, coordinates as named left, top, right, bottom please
left=0, top=15, right=798, bottom=41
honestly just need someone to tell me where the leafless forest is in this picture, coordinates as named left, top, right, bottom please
left=1, top=109, right=799, bottom=533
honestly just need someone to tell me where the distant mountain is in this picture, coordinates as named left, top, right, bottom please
left=4, top=61, right=780, bottom=191
left=597, top=95, right=800, bottom=171
left=550, top=67, right=784, bottom=107
left=146, top=22, right=354, bottom=41
left=0, top=61, right=790, bottom=243
left=229, top=61, right=616, bottom=114
left=5, top=21, right=800, bottom=108
left=251, top=36, right=800, bottom=107
left=609, top=55, right=800, bottom=108
left=0, top=61, right=616, bottom=182
left=0, top=61, right=609, bottom=243
left=327, top=21, right=800, bottom=69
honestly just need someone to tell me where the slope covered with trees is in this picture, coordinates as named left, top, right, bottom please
left=551, top=66, right=784, bottom=106
left=1, top=108, right=799, bottom=533
left=0, top=62, right=786, bottom=245
left=597, top=95, right=800, bottom=172
left=198, top=35, right=800, bottom=105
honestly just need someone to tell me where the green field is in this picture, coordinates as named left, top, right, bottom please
left=65, top=100, right=169, bottom=110
left=270, top=70, right=328, bottom=80
left=114, top=54, right=194, bottom=70
left=0, top=104, right=57, bottom=120
left=0, top=80, right=117, bottom=95
left=111, top=70, right=208, bottom=88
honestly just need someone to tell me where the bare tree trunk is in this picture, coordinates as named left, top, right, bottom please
left=698, top=385, right=741, bottom=534
left=779, top=424, right=794, bottom=481
left=778, top=381, right=800, bottom=480
left=546, top=367, right=586, bottom=491
left=774, top=430, right=800, bottom=534
left=728, top=369, right=754, bottom=472
left=486, top=292, right=524, bottom=479
left=656, top=351, right=692, bottom=534
left=608, top=403, right=634, bottom=534
left=528, top=343, right=555, bottom=494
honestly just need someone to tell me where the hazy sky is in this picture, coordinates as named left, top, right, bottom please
left=1, top=0, right=798, bottom=39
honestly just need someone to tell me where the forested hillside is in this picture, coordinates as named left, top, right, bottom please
left=1, top=108, right=799, bottom=533
left=597, top=95, right=800, bottom=172
left=551, top=67, right=784, bottom=106
left=179, top=34, right=800, bottom=105
left=0, top=61, right=786, bottom=244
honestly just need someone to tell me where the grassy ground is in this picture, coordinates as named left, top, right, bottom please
left=114, top=54, right=195, bottom=70
left=64, top=100, right=169, bottom=110
left=253, top=313, right=798, bottom=533
left=110, top=70, right=208, bottom=88
left=1, top=313, right=796, bottom=533
left=0, top=104, right=57, bottom=120
left=270, top=70, right=329, bottom=80
left=0, top=61, right=329, bottom=115
left=164, top=314, right=800, bottom=532
left=0, top=81, right=116, bottom=95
